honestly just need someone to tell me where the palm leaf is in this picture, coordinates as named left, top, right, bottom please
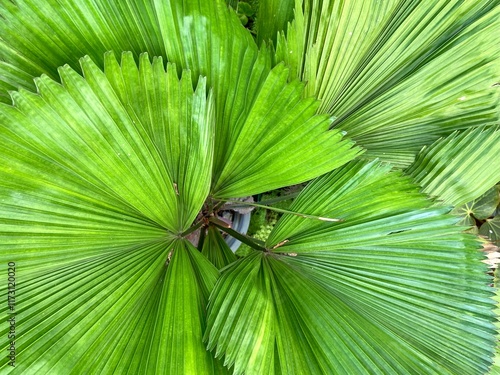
left=211, top=63, right=361, bottom=197
left=153, top=0, right=363, bottom=197
left=254, top=0, right=295, bottom=46
left=276, top=0, right=500, bottom=166
left=152, top=0, right=357, bottom=192
left=0, top=56, right=221, bottom=373
left=102, top=52, right=215, bottom=232
left=492, top=289, right=500, bottom=374
left=205, top=252, right=276, bottom=375
left=1, top=1, right=497, bottom=373
left=202, top=226, right=238, bottom=270
left=0, top=47, right=360, bottom=374
left=206, top=160, right=496, bottom=374
left=0, top=0, right=267, bottom=174
left=152, top=0, right=271, bottom=177
left=0, top=0, right=263, bottom=182
left=0, top=0, right=165, bottom=102
left=146, top=240, right=223, bottom=374
left=406, top=126, right=500, bottom=207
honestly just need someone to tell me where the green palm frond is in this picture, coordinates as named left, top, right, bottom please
left=254, top=0, right=295, bottom=46
left=276, top=0, right=500, bottom=165
left=406, top=126, right=500, bottom=206
left=0, top=55, right=220, bottom=372
left=211, top=62, right=360, bottom=197
left=0, top=0, right=359, bottom=192
left=102, top=52, right=215, bottom=232
left=0, top=0, right=165, bottom=101
left=202, top=227, right=238, bottom=269
left=206, top=160, right=496, bottom=374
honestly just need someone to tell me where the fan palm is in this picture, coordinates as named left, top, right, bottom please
left=0, top=0, right=500, bottom=374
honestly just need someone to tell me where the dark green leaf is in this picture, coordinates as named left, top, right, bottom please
left=469, top=187, right=500, bottom=220
left=452, top=186, right=500, bottom=228
left=237, top=2, right=254, bottom=17
left=479, top=216, right=500, bottom=245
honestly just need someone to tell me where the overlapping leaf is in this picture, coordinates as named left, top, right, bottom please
left=0, top=0, right=255, bottom=181
left=0, top=0, right=267, bottom=175
left=254, top=0, right=295, bottom=46
left=152, top=0, right=360, bottom=193
left=202, top=226, right=238, bottom=270
left=205, top=253, right=276, bottom=375
left=145, top=241, right=224, bottom=374
left=211, top=62, right=360, bottom=197
left=0, top=0, right=498, bottom=373
left=0, top=0, right=165, bottom=102
left=102, top=52, right=215, bottom=232
left=407, top=127, right=500, bottom=207
left=276, top=0, right=500, bottom=165
left=206, top=160, right=496, bottom=374
left=0, top=44, right=361, bottom=375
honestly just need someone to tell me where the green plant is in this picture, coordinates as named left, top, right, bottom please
left=1, top=0, right=500, bottom=374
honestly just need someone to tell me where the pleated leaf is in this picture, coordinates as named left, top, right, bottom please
left=141, top=0, right=271, bottom=180
left=2, top=55, right=213, bottom=233
left=0, top=238, right=224, bottom=373
left=0, top=0, right=272, bottom=177
left=0, top=0, right=265, bottom=175
left=1, top=240, right=171, bottom=373
left=0, top=0, right=165, bottom=102
left=153, top=0, right=361, bottom=195
left=205, top=252, right=277, bottom=375
left=211, top=63, right=361, bottom=197
left=276, top=0, right=500, bottom=166
left=492, top=290, right=500, bottom=374
left=206, top=160, right=496, bottom=374
left=101, top=51, right=215, bottom=232
left=0, top=0, right=360, bottom=197
left=145, top=241, right=223, bottom=374
left=202, top=226, right=238, bottom=270
left=406, top=126, right=500, bottom=207
left=254, top=0, right=295, bottom=46
left=0, top=0, right=267, bottom=186
left=0, top=56, right=220, bottom=373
